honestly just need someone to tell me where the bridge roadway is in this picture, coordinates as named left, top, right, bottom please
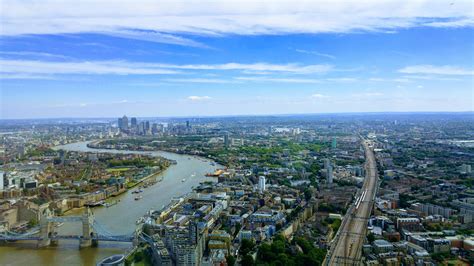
left=0, top=211, right=136, bottom=244
left=326, top=139, right=379, bottom=265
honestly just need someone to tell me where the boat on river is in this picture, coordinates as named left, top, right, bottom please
left=134, top=195, right=143, bottom=200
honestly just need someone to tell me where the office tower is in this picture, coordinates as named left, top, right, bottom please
left=327, top=164, right=333, bottom=184
left=151, top=123, right=158, bottom=135
left=119, top=115, right=129, bottom=131
left=186, top=120, right=190, bottom=128
left=224, top=132, right=230, bottom=148
left=0, top=171, right=4, bottom=192
left=324, top=158, right=330, bottom=170
left=138, top=122, right=145, bottom=135
left=131, top=117, right=137, bottom=128
left=118, top=117, right=123, bottom=129
left=145, top=121, right=150, bottom=134
left=324, top=159, right=333, bottom=184
left=258, top=176, right=266, bottom=192
left=332, top=137, right=337, bottom=149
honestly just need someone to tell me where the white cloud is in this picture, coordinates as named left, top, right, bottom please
left=311, top=94, right=329, bottom=99
left=401, top=75, right=463, bottom=81
left=235, top=76, right=321, bottom=83
left=0, top=59, right=179, bottom=75
left=101, top=29, right=208, bottom=48
left=167, top=63, right=332, bottom=74
left=236, top=76, right=359, bottom=83
left=0, top=59, right=332, bottom=76
left=398, top=65, right=474, bottom=75
left=0, top=51, right=72, bottom=59
left=2, top=1, right=473, bottom=37
left=164, top=78, right=240, bottom=84
left=0, top=73, right=59, bottom=80
left=187, top=96, right=212, bottom=101
left=293, top=49, right=336, bottom=59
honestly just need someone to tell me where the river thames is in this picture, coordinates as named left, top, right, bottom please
left=0, top=141, right=220, bottom=265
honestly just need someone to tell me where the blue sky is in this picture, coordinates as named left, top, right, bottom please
left=1, top=0, right=473, bottom=119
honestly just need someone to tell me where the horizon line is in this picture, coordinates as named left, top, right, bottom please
left=1, top=110, right=473, bottom=121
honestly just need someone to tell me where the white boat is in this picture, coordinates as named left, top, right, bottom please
left=54, top=222, right=64, bottom=228
left=181, top=178, right=186, bottom=182
left=134, top=195, right=143, bottom=200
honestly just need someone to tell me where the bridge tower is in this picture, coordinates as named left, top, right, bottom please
left=37, top=208, right=54, bottom=248
left=80, top=208, right=97, bottom=248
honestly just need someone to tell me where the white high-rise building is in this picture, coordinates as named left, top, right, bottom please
left=324, top=159, right=333, bottom=184
left=0, top=171, right=4, bottom=191
left=258, top=176, right=266, bottom=192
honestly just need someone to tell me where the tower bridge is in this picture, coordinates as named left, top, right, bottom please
left=0, top=208, right=138, bottom=248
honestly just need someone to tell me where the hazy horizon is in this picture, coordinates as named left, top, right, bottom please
left=1, top=111, right=473, bottom=122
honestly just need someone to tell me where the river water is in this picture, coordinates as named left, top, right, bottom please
left=0, top=141, right=219, bottom=265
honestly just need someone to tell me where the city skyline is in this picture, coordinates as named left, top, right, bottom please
left=1, top=0, right=474, bottom=119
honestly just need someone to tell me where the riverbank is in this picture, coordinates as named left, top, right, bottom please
left=0, top=141, right=221, bottom=266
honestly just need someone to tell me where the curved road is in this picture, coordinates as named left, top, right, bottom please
left=327, top=139, right=378, bottom=265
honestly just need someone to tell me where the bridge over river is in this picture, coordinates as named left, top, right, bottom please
left=0, top=140, right=220, bottom=265
left=0, top=208, right=137, bottom=248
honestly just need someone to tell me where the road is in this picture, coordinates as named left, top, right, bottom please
left=326, top=139, right=379, bottom=265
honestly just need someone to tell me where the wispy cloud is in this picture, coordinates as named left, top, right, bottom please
left=310, top=94, right=329, bottom=99
left=398, top=65, right=474, bottom=75
left=164, top=63, right=332, bottom=74
left=0, top=51, right=72, bottom=60
left=187, top=96, right=212, bottom=101
left=101, top=29, right=209, bottom=48
left=401, top=75, right=463, bottom=81
left=0, top=59, right=333, bottom=77
left=0, top=59, right=180, bottom=76
left=235, top=76, right=321, bottom=83
left=2, top=1, right=473, bottom=37
left=370, top=77, right=410, bottom=83
left=164, top=78, right=240, bottom=84
left=293, top=49, right=336, bottom=59
left=0, top=73, right=59, bottom=80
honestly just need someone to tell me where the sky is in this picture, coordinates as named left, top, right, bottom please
left=0, top=0, right=473, bottom=119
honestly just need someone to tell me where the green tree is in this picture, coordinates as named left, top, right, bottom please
left=226, top=255, right=236, bottom=266
left=239, top=239, right=255, bottom=256
left=367, top=232, right=375, bottom=244
left=241, top=254, right=254, bottom=266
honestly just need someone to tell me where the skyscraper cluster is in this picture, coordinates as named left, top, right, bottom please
left=117, top=115, right=163, bottom=136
